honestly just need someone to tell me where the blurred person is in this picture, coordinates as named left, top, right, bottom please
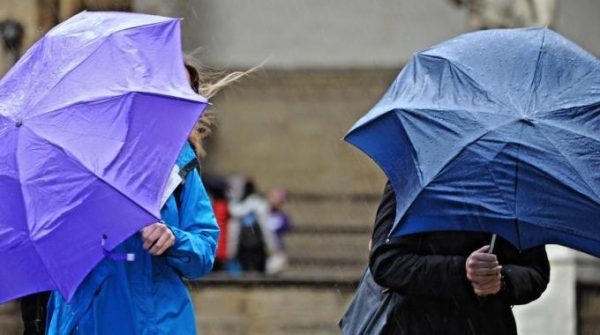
left=46, top=56, right=250, bottom=335
left=227, top=174, right=247, bottom=203
left=202, top=173, right=231, bottom=271
left=19, top=291, right=50, bottom=335
left=221, top=174, right=246, bottom=275
left=368, top=181, right=550, bottom=334
left=450, top=0, right=558, bottom=30
left=228, top=178, right=277, bottom=273
left=266, top=186, right=293, bottom=275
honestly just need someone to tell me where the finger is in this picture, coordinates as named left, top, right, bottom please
left=469, top=265, right=502, bottom=276
left=142, top=225, right=166, bottom=250
left=153, top=234, right=175, bottom=256
left=149, top=231, right=174, bottom=256
left=472, top=275, right=501, bottom=289
left=471, top=272, right=502, bottom=286
left=466, top=260, right=499, bottom=274
left=469, top=253, right=498, bottom=263
left=467, top=260, right=499, bottom=271
left=467, top=251, right=497, bottom=264
left=470, top=275, right=501, bottom=286
left=140, top=222, right=160, bottom=240
left=141, top=231, right=158, bottom=250
left=467, top=267, right=502, bottom=282
left=142, top=236, right=156, bottom=250
left=474, top=245, right=490, bottom=254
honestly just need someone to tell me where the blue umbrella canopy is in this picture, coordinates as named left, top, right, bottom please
left=345, top=28, right=600, bottom=257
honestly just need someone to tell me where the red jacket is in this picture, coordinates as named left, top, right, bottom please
left=211, top=200, right=229, bottom=261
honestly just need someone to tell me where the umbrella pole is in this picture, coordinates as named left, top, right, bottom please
left=489, top=234, right=497, bottom=254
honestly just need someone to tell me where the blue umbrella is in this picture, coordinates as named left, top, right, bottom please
left=345, top=28, right=600, bottom=257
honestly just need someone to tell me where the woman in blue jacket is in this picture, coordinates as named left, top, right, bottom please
left=46, top=58, right=248, bottom=335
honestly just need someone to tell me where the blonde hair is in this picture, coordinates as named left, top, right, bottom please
left=184, top=54, right=254, bottom=159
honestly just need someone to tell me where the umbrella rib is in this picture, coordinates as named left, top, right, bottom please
left=535, top=126, right=600, bottom=203
left=486, top=143, right=523, bottom=215
left=397, top=118, right=517, bottom=221
left=0, top=117, right=10, bottom=137
left=394, top=112, right=426, bottom=185
left=420, top=121, right=517, bottom=188
left=26, top=91, right=204, bottom=128
left=24, top=39, right=110, bottom=114
left=419, top=54, right=518, bottom=115
left=511, top=124, right=528, bottom=250
left=14, top=127, right=62, bottom=297
left=537, top=117, right=600, bottom=143
left=22, top=124, right=159, bottom=220
left=524, top=28, right=547, bottom=117
left=25, top=96, right=127, bottom=143
left=27, top=239, right=60, bottom=298
left=539, top=69, right=599, bottom=112
left=25, top=20, right=175, bottom=116
left=517, top=214, right=599, bottom=241
left=26, top=93, right=141, bottom=143
left=405, top=107, right=514, bottom=118
left=15, top=127, right=32, bottom=235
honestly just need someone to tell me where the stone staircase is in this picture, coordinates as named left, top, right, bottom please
left=190, top=191, right=379, bottom=335
left=282, top=225, right=370, bottom=280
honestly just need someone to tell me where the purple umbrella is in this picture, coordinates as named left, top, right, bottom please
left=0, top=11, right=207, bottom=303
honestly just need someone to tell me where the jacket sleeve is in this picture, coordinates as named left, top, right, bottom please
left=369, top=181, right=473, bottom=301
left=164, top=168, right=219, bottom=279
left=500, top=245, right=550, bottom=305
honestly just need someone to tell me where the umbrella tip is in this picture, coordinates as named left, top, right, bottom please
left=15, top=120, right=22, bottom=127
left=520, top=117, right=535, bottom=126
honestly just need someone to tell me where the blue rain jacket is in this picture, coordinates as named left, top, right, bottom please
left=46, top=142, right=219, bottom=335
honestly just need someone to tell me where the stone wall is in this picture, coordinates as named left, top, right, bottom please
left=0, top=302, right=21, bottom=335
left=201, top=69, right=395, bottom=236
left=0, top=0, right=38, bottom=76
left=204, top=69, right=394, bottom=195
left=0, top=0, right=134, bottom=76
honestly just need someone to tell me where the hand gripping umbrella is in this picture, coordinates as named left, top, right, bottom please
left=0, top=11, right=207, bottom=303
left=345, top=28, right=600, bottom=257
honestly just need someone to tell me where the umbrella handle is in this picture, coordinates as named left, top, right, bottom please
left=489, top=234, right=497, bottom=254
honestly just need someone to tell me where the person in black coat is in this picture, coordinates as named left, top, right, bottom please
left=369, top=181, right=550, bottom=335
left=19, top=292, right=50, bottom=335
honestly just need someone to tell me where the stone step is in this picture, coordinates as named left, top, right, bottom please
left=281, top=263, right=364, bottom=283
left=191, top=285, right=354, bottom=335
left=287, top=206, right=376, bottom=228
left=198, top=262, right=364, bottom=288
left=286, top=192, right=380, bottom=229
left=0, top=284, right=357, bottom=335
left=284, top=230, right=370, bottom=264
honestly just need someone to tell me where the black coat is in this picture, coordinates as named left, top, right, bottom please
left=369, top=182, right=550, bottom=335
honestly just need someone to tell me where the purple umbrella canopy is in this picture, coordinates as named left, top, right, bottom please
left=0, top=11, right=208, bottom=303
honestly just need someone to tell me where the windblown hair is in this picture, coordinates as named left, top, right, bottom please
left=184, top=54, right=253, bottom=159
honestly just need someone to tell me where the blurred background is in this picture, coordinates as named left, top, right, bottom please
left=1, top=1, right=600, bottom=334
